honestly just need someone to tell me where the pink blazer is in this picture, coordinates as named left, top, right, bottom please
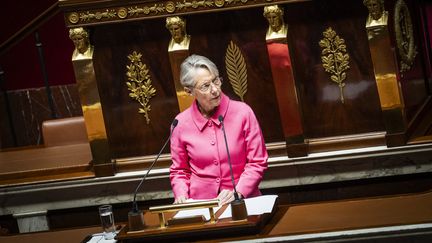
left=170, top=93, right=268, bottom=200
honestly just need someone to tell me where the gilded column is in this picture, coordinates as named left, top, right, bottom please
left=69, top=27, right=114, bottom=176
left=166, top=16, right=194, bottom=112
left=264, top=5, right=307, bottom=157
left=363, top=0, right=406, bottom=146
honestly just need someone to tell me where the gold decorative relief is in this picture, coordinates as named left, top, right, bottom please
left=176, top=0, right=214, bottom=10
left=128, top=4, right=165, bottom=16
left=226, top=0, right=251, bottom=5
left=126, top=51, right=157, bottom=124
left=80, top=9, right=117, bottom=22
left=225, top=41, right=248, bottom=102
left=117, top=7, right=128, bottom=18
left=214, top=0, right=225, bottom=7
left=68, top=12, right=79, bottom=24
left=166, top=1, right=176, bottom=13
left=394, top=0, right=417, bottom=72
left=319, top=27, right=350, bottom=104
left=66, top=0, right=277, bottom=25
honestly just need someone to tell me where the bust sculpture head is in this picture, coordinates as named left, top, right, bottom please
left=69, top=27, right=90, bottom=55
left=363, top=0, right=385, bottom=20
left=263, top=5, right=285, bottom=33
left=166, top=16, right=187, bottom=44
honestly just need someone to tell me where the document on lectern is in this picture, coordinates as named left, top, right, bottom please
left=173, top=195, right=278, bottom=221
left=219, top=195, right=278, bottom=219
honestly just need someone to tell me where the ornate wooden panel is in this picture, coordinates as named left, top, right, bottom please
left=91, top=8, right=285, bottom=159
left=286, top=0, right=385, bottom=138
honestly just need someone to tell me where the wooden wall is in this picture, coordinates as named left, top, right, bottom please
left=285, top=0, right=385, bottom=138
left=0, top=85, right=82, bottom=148
left=1, top=0, right=431, bottom=160
left=87, top=0, right=390, bottom=159
left=91, top=9, right=287, bottom=158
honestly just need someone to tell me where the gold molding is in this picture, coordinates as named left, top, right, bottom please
left=319, top=27, right=350, bottom=104
left=215, top=0, right=225, bottom=7
left=79, top=9, right=117, bottom=22
left=128, top=4, right=166, bottom=16
left=63, top=0, right=281, bottom=26
left=225, top=40, right=248, bottom=102
left=126, top=51, right=157, bottom=124
left=176, top=0, right=214, bottom=10
left=394, top=0, right=417, bottom=73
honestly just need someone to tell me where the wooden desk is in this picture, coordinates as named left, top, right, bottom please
left=2, top=191, right=432, bottom=242
left=269, top=190, right=432, bottom=236
left=0, top=226, right=101, bottom=243
left=0, top=143, right=94, bottom=187
left=210, top=190, right=432, bottom=242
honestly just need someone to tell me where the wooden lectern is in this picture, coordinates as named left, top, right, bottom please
left=116, top=198, right=278, bottom=242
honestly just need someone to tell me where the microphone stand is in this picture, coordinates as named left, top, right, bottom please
left=218, top=115, right=248, bottom=221
left=128, top=119, right=178, bottom=231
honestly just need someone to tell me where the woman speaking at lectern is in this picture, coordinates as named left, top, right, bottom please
left=170, top=54, right=268, bottom=206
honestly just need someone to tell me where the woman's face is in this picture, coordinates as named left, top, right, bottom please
left=190, top=68, right=222, bottom=116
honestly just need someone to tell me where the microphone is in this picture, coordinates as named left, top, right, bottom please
left=218, top=115, right=247, bottom=220
left=218, top=115, right=240, bottom=201
left=128, top=118, right=178, bottom=231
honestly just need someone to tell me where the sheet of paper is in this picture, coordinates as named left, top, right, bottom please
left=85, top=232, right=118, bottom=243
left=218, top=195, right=278, bottom=219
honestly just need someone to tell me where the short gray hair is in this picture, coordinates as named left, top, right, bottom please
left=180, top=54, right=219, bottom=88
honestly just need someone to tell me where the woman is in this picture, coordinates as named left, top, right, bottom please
left=170, top=54, right=268, bottom=205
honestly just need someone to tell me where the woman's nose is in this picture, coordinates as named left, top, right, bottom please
left=209, top=83, right=219, bottom=94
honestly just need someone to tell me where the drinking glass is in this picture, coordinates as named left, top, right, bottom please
left=98, top=204, right=116, bottom=240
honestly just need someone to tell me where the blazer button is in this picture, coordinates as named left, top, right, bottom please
left=210, top=141, right=215, bottom=145
left=216, top=178, right=220, bottom=183
left=214, top=160, right=218, bottom=165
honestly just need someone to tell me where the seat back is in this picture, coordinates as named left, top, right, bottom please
left=42, top=116, right=88, bottom=147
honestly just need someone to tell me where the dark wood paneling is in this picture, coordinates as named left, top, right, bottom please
left=0, top=91, right=14, bottom=148
left=187, top=9, right=284, bottom=143
left=44, top=172, right=432, bottom=230
left=286, top=0, right=385, bottom=139
left=0, top=214, right=19, bottom=235
left=93, top=8, right=285, bottom=159
left=1, top=84, right=82, bottom=148
left=392, top=0, right=430, bottom=123
left=93, top=20, right=180, bottom=158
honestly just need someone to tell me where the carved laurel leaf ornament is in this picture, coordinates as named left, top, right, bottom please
left=126, top=51, right=156, bottom=124
left=225, top=41, right=248, bottom=101
left=319, top=27, right=350, bottom=104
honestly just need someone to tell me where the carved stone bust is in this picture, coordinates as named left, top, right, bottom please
left=166, top=16, right=190, bottom=52
left=69, top=27, right=93, bottom=60
left=263, top=5, right=288, bottom=40
left=363, top=0, right=388, bottom=27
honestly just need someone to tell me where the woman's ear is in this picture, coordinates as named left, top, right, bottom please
left=184, top=87, right=193, bottom=96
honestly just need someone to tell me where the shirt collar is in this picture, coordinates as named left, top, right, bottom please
left=192, top=93, right=230, bottom=131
